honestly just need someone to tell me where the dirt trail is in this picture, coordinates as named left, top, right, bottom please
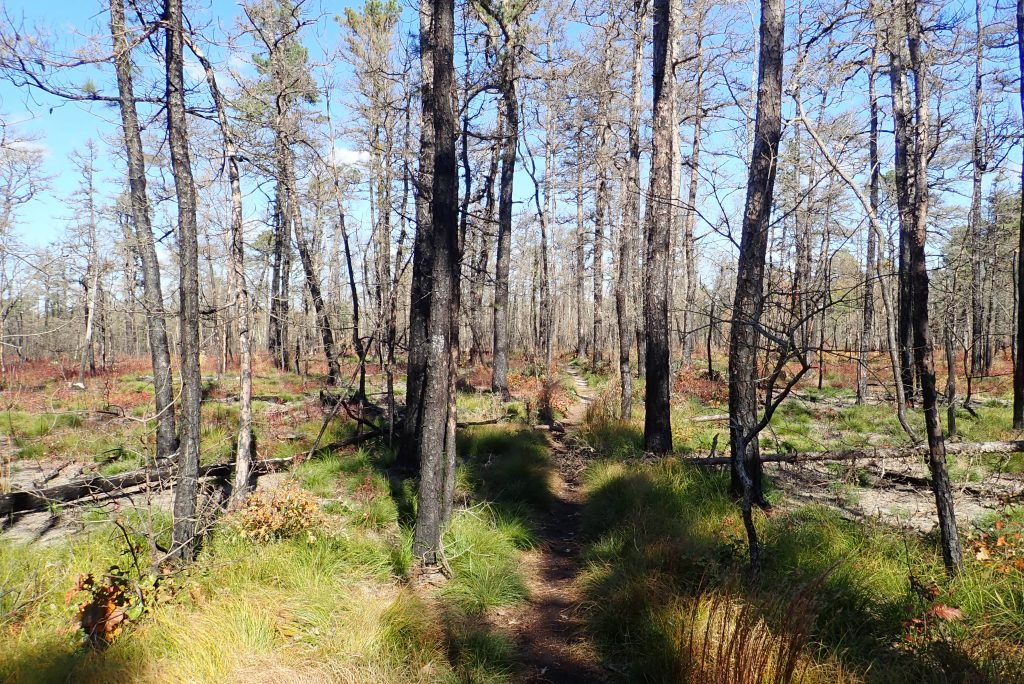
left=505, top=367, right=613, bottom=683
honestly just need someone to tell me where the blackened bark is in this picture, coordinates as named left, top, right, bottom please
left=857, top=28, right=880, bottom=405
left=183, top=34, right=254, bottom=504
left=288, top=156, right=341, bottom=385
left=575, top=159, right=588, bottom=359
left=491, top=56, right=517, bottom=400
left=617, top=0, right=646, bottom=420
left=400, top=0, right=435, bottom=468
left=165, top=0, right=202, bottom=561
left=905, top=0, right=962, bottom=574
left=109, top=0, right=178, bottom=461
left=888, top=27, right=916, bottom=405
left=592, top=42, right=612, bottom=370
left=337, top=200, right=367, bottom=398
left=728, top=0, right=785, bottom=532
left=1015, top=0, right=1024, bottom=429
left=682, top=25, right=704, bottom=365
left=412, top=0, right=459, bottom=565
left=268, top=175, right=291, bottom=371
left=643, top=0, right=674, bottom=453
left=969, top=0, right=986, bottom=380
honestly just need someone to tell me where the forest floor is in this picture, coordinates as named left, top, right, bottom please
left=6, top=354, right=1024, bottom=682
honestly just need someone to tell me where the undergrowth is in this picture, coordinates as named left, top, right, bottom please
left=579, top=457, right=1024, bottom=682
left=1, top=416, right=549, bottom=683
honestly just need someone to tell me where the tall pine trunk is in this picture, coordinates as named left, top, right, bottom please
left=1015, top=0, right=1024, bottom=429
left=617, top=0, right=646, bottom=420
left=109, top=0, right=178, bottom=461
left=728, top=0, right=785, bottom=572
left=185, top=37, right=256, bottom=502
left=411, top=0, right=459, bottom=566
left=904, top=0, right=963, bottom=575
left=491, top=55, right=517, bottom=400
left=400, top=0, right=435, bottom=468
left=643, top=0, right=674, bottom=453
left=165, top=0, right=202, bottom=561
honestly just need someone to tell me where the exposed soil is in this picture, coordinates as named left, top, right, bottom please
left=504, top=368, right=614, bottom=683
left=771, top=455, right=1024, bottom=533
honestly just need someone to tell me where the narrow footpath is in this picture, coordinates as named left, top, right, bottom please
left=508, top=367, right=613, bottom=683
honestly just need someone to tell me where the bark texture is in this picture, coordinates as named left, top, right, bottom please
left=642, top=0, right=674, bottom=453
left=109, top=0, right=178, bottom=461
left=165, top=0, right=202, bottom=561
left=411, top=0, right=459, bottom=564
left=728, top=0, right=786, bottom=569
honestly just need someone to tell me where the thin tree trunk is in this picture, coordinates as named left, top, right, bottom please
left=682, top=23, right=704, bottom=364
left=888, top=22, right=917, bottom=405
left=165, top=0, right=202, bottom=561
left=617, top=0, right=647, bottom=419
left=728, top=0, right=786, bottom=572
left=290, top=163, right=341, bottom=385
left=905, top=0, right=963, bottom=574
left=969, top=0, right=986, bottom=380
left=575, top=157, right=587, bottom=359
left=796, top=99, right=916, bottom=440
left=400, top=0, right=435, bottom=468
left=1014, top=0, right=1024, bottom=429
left=858, top=24, right=881, bottom=405
left=185, top=38, right=256, bottom=503
left=491, top=54, right=517, bottom=400
left=592, top=43, right=612, bottom=370
left=77, top=260, right=99, bottom=387
left=109, top=0, right=178, bottom=461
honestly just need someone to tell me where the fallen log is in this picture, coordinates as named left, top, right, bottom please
left=1, top=457, right=294, bottom=518
left=679, top=440, right=1024, bottom=467
left=691, top=413, right=729, bottom=423
left=2, top=427, right=394, bottom=518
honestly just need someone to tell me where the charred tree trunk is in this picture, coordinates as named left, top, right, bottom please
left=180, top=35, right=254, bottom=503
left=400, top=0, right=436, bottom=468
left=887, top=23, right=917, bottom=406
left=268, top=172, right=291, bottom=371
left=109, top=0, right=178, bottom=461
left=728, top=0, right=785, bottom=570
left=412, top=0, right=459, bottom=567
left=289, top=157, right=341, bottom=385
left=617, top=0, right=647, bottom=420
left=491, top=51, right=517, bottom=401
left=165, top=0, right=202, bottom=561
left=592, top=43, right=612, bottom=370
left=643, top=0, right=674, bottom=453
left=682, top=23, right=704, bottom=365
left=575, top=158, right=588, bottom=360
left=905, top=0, right=963, bottom=575
left=969, top=0, right=986, bottom=381
left=858, top=28, right=881, bottom=405
left=1013, top=0, right=1024, bottom=428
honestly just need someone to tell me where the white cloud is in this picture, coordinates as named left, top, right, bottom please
left=184, top=58, right=206, bottom=83
left=330, top=145, right=370, bottom=167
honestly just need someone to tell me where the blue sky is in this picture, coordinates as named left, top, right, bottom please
left=0, top=0, right=390, bottom=248
left=2, top=0, right=1021, bottom=271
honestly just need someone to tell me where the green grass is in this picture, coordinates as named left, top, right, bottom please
left=0, top=365, right=559, bottom=684
left=578, top=456, right=1024, bottom=682
left=457, top=425, right=553, bottom=512
left=0, top=486, right=452, bottom=683
left=1, top=410, right=83, bottom=439
left=441, top=507, right=530, bottom=613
